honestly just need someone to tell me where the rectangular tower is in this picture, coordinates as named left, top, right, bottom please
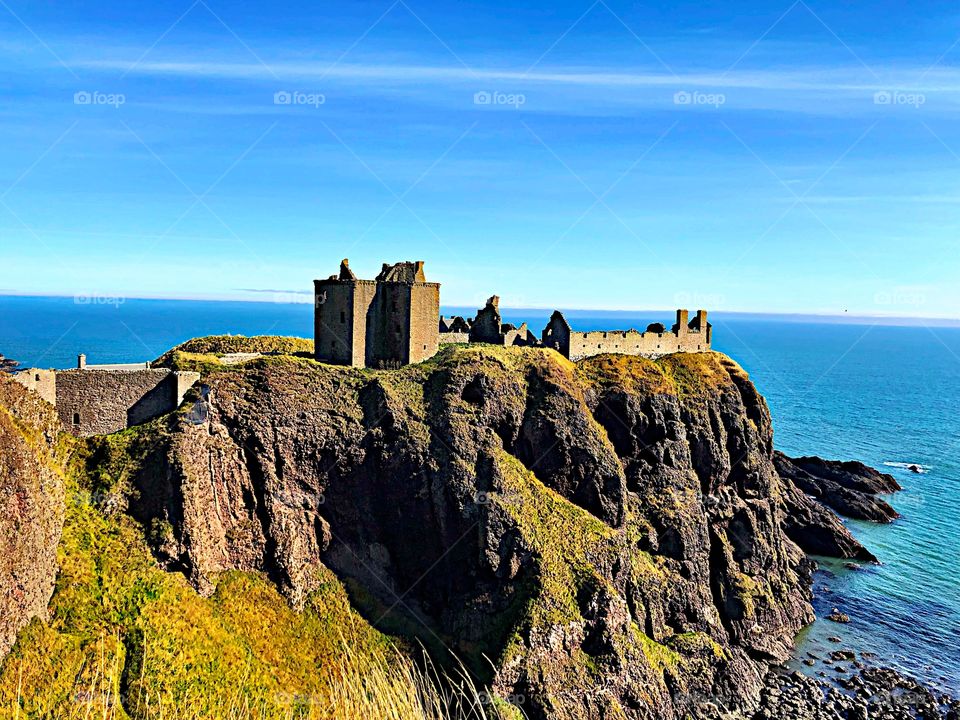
left=314, top=259, right=440, bottom=368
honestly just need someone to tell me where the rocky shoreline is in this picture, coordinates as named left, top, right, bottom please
left=752, top=663, right=960, bottom=720
left=762, top=453, right=960, bottom=719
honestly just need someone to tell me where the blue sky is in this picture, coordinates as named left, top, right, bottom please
left=2, top=0, right=960, bottom=316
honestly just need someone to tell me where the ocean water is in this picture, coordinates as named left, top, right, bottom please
left=1, top=296, right=958, bottom=693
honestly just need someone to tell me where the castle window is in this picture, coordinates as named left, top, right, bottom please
left=340, top=311, right=345, bottom=323
left=72, top=412, right=80, bottom=426
left=35, top=373, right=41, bottom=382
left=423, top=344, right=427, bottom=350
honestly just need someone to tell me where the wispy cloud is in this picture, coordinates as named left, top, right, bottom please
left=75, top=57, right=960, bottom=93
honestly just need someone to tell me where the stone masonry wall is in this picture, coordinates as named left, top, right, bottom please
left=407, top=282, right=440, bottom=364
left=564, top=328, right=709, bottom=361
left=366, top=282, right=412, bottom=366
left=439, top=332, right=471, bottom=344
left=314, top=280, right=359, bottom=366
left=55, top=369, right=199, bottom=437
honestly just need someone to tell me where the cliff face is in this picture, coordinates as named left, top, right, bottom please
left=0, top=376, right=65, bottom=657
left=130, top=346, right=813, bottom=719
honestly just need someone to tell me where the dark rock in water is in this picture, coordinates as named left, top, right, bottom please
left=843, top=562, right=862, bottom=571
left=828, top=636, right=842, bottom=643
left=775, top=451, right=900, bottom=523
left=830, top=650, right=856, bottom=661
left=780, top=474, right=878, bottom=561
left=827, top=608, right=851, bottom=623
left=0, top=354, right=20, bottom=373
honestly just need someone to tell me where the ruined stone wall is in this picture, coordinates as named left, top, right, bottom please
left=542, top=312, right=571, bottom=357
left=502, top=323, right=536, bottom=347
left=55, top=369, right=199, bottom=437
left=469, top=297, right=504, bottom=344
left=11, top=369, right=56, bottom=406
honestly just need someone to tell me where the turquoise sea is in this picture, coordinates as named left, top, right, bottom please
left=1, top=296, right=958, bottom=694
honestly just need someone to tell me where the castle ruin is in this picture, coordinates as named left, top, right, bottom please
left=315, top=258, right=712, bottom=368
left=314, top=259, right=440, bottom=368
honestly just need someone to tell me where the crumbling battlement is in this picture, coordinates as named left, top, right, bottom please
left=439, top=296, right=712, bottom=361
left=542, top=308, right=711, bottom=361
left=12, top=355, right=199, bottom=437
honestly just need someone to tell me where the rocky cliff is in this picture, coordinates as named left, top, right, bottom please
left=0, top=375, right=65, bottom=658
left=109, top=345, right=817, bottom=719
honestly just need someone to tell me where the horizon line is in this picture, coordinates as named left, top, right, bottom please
left=2, top=292, right=959, bottom=327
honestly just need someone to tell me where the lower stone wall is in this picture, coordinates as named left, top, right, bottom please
left=439, top=332, right=470, bottom=344
left=55, top=369, right=199, bottom=436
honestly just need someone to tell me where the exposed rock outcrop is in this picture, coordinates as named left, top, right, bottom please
left=0, top=375, right=65, bottom=657
left=123, top=347, right=815, bottom=719
left=774, top=452, right=900, bottom=523
left=779, top=478, right=877, bottom=562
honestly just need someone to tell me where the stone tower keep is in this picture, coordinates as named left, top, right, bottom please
left=314, top=259, right=440, bottom=368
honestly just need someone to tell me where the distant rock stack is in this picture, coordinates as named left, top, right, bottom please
left=0, top=354, right=19, bottom=373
